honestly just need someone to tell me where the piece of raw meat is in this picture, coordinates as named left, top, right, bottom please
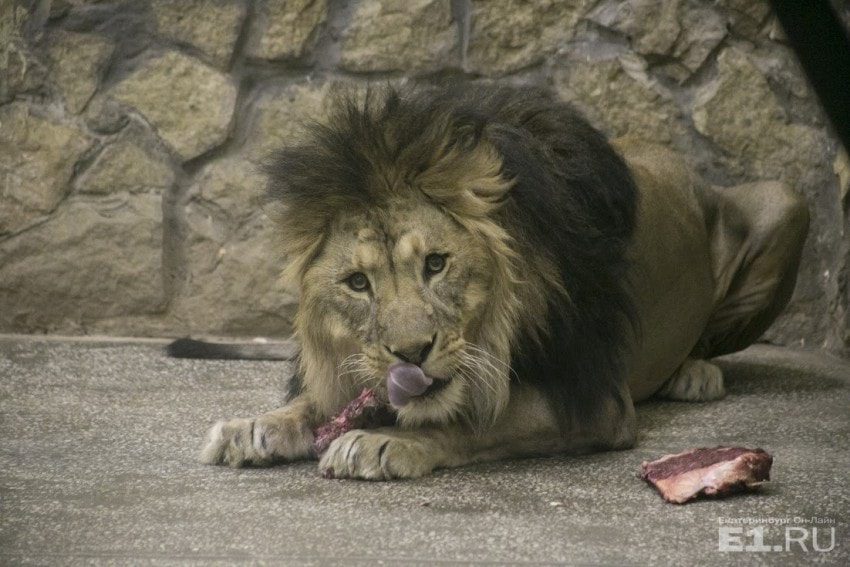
left=312, top=388, right=394, bottom=455
left=640, top=447, right=773, bottom=504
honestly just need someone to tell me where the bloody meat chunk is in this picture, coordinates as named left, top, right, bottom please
left=312, top=388, right=394, bottom=455
left=640, top=447, right=773, bottom=504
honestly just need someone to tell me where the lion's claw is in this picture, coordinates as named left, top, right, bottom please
left=200, top=414, right=313, bottom=467
left=318, top=430, right=436, bottom=480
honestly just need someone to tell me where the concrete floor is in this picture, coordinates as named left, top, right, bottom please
left=0, top=336, right=848, bottom=565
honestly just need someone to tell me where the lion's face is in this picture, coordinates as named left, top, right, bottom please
left=300, top=196, right=504, bottom=426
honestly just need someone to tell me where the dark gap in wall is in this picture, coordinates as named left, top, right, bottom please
left=164, top=0, right=259, bottom=319
left=330, top=68, right=407, bottom=82
left=568, top=19, right=633, bottom=57
left=311, top=0, right=357, bottom=72
left=180, top=72, right=260, bottom=177
left=161, top=173, right=187, bottom=316
left=68, top=140, right=104, bottom=186
left=60, top=0, right=155, bottom=78
left=28, top=0, right=50, bottom=31
left=450, top=0, right=471, bottom=70
left=676, top=36, right=728, bottom=91
left=415, top=67, right=479, bottom=85
left=227, top=0, right=255, bottom=74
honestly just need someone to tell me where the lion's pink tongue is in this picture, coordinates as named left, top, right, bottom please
left=387, top=363, right=432, bottom=408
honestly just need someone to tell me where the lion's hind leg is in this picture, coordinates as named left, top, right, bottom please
left=695, top=181, right=809, bottom=358
left=658, top=358, right=725, bottom=401
left=658, top=181, right=808, bottom=403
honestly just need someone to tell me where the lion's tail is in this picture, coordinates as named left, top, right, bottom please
left=165, top=337, right=296, bottom=361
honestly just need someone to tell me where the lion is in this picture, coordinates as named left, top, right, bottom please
left=192, top=83, right=809, bottom=480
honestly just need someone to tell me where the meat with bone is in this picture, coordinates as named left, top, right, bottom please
left=312, top=388, right=394, bottom=455
left=312, top=363, right=434, bottom=457
left=641, top=447, right=773, bottom=504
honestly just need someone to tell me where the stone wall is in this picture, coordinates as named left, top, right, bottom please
left=1, top=0, right=848, bottom=353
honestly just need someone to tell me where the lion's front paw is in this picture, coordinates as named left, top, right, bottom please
left=200, top=413, right=313, bottom=467
left=318, top=430, right=437, bottom=480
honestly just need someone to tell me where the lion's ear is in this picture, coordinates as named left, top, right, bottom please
left=417, top=137, right=514, bottom=219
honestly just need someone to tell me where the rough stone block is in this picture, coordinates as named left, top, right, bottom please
left=467, top=0, right=593, bottom=75
left=74, top=120, right=176, bottom=195
left=587, top=0, right=726, bottom=82
left=339, top=0, right=458, bottom=72
left=45, top=29, right=113, bottom=114
left=151, top=0, right=246, bottom=68
left=106, top=51, right=237, bottom=161
left=0, top=102, right=93, bottom=235
left=554, top=57, right=685, bottom=144
left=187, top=156, right=266, bottom=224
left=243, top=80, right=337, bottom=162
left=715, top=0, right=772, bottom=41
left=0, top=193, right=165, bottom=333
left=693, top=48, right=828, bottom=184
left=0, top=4, right=48, bottom=103
left=173, top=206, right=296, bottom=336
left=246, top=0, right=327, bottom=60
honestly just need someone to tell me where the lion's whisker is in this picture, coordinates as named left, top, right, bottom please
left=464, top=343, right=518, bottom=379
left=458, top=351, right=500, bottom=397
left=336, top=353, right=377, bottom=387
left=455, top=362, right=490, bottom=401
left=460, top=349, right=504, bottom=387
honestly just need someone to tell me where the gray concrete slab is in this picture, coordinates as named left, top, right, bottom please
left=0, top=337, right=848, bottom=565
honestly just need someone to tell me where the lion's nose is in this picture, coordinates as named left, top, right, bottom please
left=386, top=336, right=435, bottom=366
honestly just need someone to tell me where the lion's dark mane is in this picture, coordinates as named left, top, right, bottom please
left=267, top=83, right=638, bottom=430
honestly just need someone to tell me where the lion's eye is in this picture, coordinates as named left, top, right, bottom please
left=346, top=272, right=370, bottom=292
left=424, top=253, right=447, bottom=277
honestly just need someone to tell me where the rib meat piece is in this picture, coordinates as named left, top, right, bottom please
left=641, top=447, right=773, bottom=504
left=312, top=388, right=394, bottom=455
